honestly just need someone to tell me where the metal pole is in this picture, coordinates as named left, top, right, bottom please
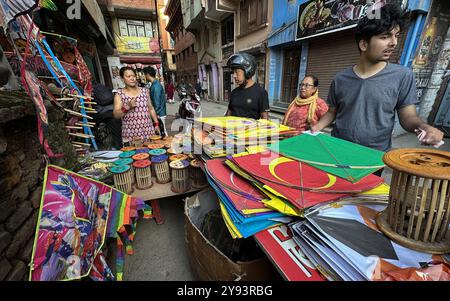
left=154, top=0, right=166, bottom=83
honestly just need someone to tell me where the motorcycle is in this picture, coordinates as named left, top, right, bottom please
left=176, top=86, right=202, bottom=134
left=91, top=84, right=122, bottom=150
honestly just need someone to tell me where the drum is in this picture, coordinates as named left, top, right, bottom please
left=190, top=159, right=207, bottom=188
left=376, top=148, right=450, bottom=254
left=110, top=165, right=134, bottom=194
left=151, top=154, right=171, bottom=184
left=133, top=159, right=153, bottom=190
left=170, top=159, right=190, bottom=193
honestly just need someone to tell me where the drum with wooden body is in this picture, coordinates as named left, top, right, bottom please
left=151, top=154, right=171, bottom=184
left=170, top=159, right=190, bottom=193
left=190, top=159, right=207, bottom=188
left=133, top=159, right=153, bottom=190
left=376, top=148, right=450, bottom=254
left=110, top=165, right=134, bottom=194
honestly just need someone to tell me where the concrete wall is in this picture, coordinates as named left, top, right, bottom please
left=235, top=0, right=273, bottom=52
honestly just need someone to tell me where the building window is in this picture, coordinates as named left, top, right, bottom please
left=221, top=15, right=234, bottom=46
left=239, top=0, right=267, bottom=35
left=118, top=18, right=158, bottom=38
left=281, top=48, right=301, bottom=104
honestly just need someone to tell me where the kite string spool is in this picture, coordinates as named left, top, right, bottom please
left=376, top=148, right=450, bottom=254
left=134, top=163, right=153, bottom=190
left=112, top=168, right=134, bottom=194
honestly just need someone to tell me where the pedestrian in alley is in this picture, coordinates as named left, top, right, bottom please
left=311, top=3, right=443, bottom=176
left=144, top=66, right=168, bottom=137
left=195, top=79, right=202, bottom=100
left=201, top=78, right=208, bottom=101
left=166, top=80, right=175, bottom=104
left=282, top=75, right=328, bottom=133
left=113, top=67, right=161, bottom=145
left=226, top=52, right=270, bottom=119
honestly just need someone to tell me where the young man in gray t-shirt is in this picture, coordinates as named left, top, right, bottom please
left=312, top=4, right=443, bottom=153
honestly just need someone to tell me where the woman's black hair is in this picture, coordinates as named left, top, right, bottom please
left=304, top=74, right=319, bottom=87
left=355, top=3, right=409, bottom=52
left=119, top=66, right=136, bottom=78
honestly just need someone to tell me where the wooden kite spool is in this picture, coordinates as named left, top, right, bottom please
left=149, top=149, right=167, bottom=177
left=151, top=154, right=171, bottom=184
left=170, top=159, right=190, bottom=193
left=147, top=143, right=164, bottom=150
left=376, top=148, right=450, bottom=254
left=169, top=154, right=188, bottom=162
left=110, top=165, right=134, bottom=194
left=120, top=146, right=136, bottom=152
left=133, top=160, right=153, bottom=190
left=131, top=137, right=144, bottom=147
left=132, top=153, right=150, bottom=161
left=190, top=159, right=207, bottom=188
left=113, top=158, right=135, bottom=183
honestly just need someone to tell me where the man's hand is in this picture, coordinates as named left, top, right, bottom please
left=416, top=125, right=444, bottom=146
left=154, top=125, right=161, bottom=135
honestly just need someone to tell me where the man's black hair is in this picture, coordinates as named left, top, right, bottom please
left=143, top=66, right=156, bottom=77
left=355, top=3, right=410, bottom=52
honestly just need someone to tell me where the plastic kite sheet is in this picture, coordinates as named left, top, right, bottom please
left=292, top=200, right=450, bottom=281
left=30, top=165, right=145, bottom=281
left=269, top=133, right=385, bottom=183
left=205, top=159, right=272, bottom=215
left=230, top=150, right=384, bottom=210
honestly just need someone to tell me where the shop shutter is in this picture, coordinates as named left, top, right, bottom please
left=306, top=28, right=406, bottom=102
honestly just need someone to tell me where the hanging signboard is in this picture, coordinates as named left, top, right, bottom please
left=295, top=0, right=406, bottom=41
left=115, top=36, right=160, bottom=54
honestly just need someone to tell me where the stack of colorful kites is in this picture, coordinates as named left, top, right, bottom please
left=204, top=131, right=390, bottom=239
left=194, top=117, right=297, bottom=158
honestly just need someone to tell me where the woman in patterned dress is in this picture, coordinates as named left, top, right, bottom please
left=113, top=67, right=161, bottom=145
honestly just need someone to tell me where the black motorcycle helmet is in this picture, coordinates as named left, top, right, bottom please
left=227, top=52, right=257, bottom=80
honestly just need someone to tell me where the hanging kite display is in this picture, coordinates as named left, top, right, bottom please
left=4, top=12, right=98, bottom=157
left=269, top=132, right=385, bottom=183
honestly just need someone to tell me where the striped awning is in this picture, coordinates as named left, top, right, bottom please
left=0, top=0, right=37, bottom=30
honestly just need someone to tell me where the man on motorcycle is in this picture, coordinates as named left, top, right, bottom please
left=226, top=52, right=269, bottom=120
left=144, top=67, right=168, bottom=137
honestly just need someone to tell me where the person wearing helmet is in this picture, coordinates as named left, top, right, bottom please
left=226, top=52, right=269, bottom=119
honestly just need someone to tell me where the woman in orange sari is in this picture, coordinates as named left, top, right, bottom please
left=282, top=75, right=328, bottom=133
